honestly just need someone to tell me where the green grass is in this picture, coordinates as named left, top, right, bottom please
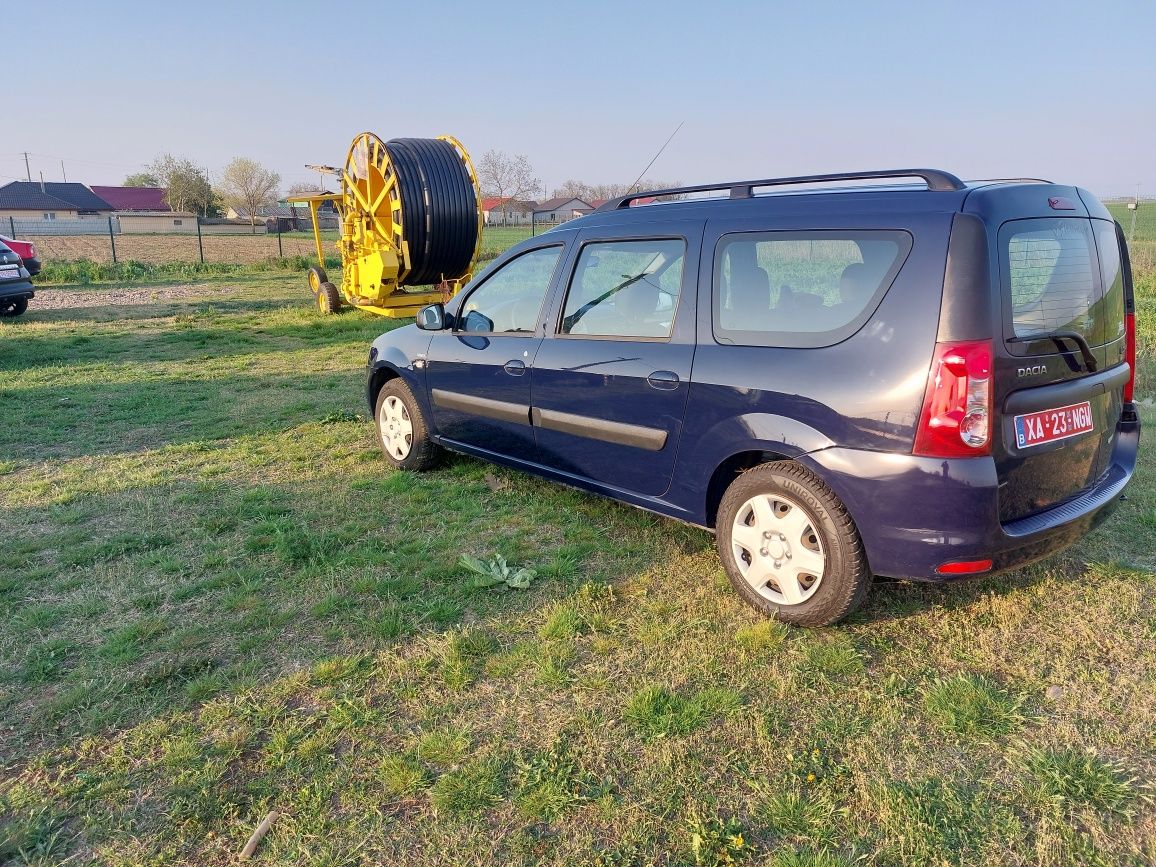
left=0, top=273, right=1153, bottom=864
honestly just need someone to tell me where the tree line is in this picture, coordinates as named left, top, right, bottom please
left=474, top=151, right=681, bottom=205
left=124, top=156, right=317, bottom=230
left=125, top=149, right=679, bottom=229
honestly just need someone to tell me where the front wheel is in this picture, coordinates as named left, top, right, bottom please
left=716, top=461, right=870, bottom=627
left=375, top=378, right=441, bottom=471
left=317, top=281, right=342, bottom=315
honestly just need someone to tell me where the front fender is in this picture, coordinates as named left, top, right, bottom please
left=365, top=328, right=434, bottom=416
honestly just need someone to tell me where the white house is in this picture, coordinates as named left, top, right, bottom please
left=483, top=197, right=536, bottom=226
left=532, top=197, right=594, bottom=224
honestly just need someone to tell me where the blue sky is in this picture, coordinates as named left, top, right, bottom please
left=10, top=1, right=1155, bottom=198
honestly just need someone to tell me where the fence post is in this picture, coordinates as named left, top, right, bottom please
left=277, top=224, right=283, bottom=258
left=7, top=216, right=14, bottom=238
left=196, top=216, right=205, bottom=264
left=108, top=216, right=117, bottom=264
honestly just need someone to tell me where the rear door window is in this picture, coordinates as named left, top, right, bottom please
left=1000, top=218, right=1112, bottom=349
left=712, top=230, right=911, bottom=348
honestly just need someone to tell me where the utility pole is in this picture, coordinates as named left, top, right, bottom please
left=1128, top=183, right=1140, bottom=245
left=22, top=152, right=31, bottom=182
left=61, top=160, right=67, bottom=183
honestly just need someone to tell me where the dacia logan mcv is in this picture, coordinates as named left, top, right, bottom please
left=365, top=169, right=1140, bottom=626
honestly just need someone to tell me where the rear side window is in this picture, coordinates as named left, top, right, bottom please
left=1001, top=218, right=1108, bottom=346
left=713, top=230, right=911, bottom=348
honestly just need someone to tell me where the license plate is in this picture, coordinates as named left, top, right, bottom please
left=1014, top=401, right=1094, bottom=448
left=0, top=265, right=18, bottom=280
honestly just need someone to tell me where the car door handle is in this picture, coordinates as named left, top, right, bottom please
left=646, top=370, right=680, bottom=390
left=503, top=359, right=527, bottom=376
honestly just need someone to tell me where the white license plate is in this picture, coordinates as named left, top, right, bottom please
left=0, top=265, right=19, bottom=280
left=1014, top=401, right=1094, bottom=448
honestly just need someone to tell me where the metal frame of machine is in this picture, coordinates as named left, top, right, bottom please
left=289, top=133, right=484, bottom=318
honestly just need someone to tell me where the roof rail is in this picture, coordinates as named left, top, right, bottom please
left=597, top=168, right=967, bottom=212
left=967, top=177, right=1052, bottom=185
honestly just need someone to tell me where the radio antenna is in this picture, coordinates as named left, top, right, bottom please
left=625, top=121, right=684, bottom=194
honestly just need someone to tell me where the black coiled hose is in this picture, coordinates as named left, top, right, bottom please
left=384, top=137, right=478, bottom=285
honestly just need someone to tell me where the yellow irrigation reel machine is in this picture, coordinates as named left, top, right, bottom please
left=289, top=132, right=483, bottom=317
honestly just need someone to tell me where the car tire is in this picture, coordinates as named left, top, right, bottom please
left=715, top=461, right=870, bottom=627
left=317, top=282, right=342, bottom=315
left=0, top=297, right=28, bottom=318
left=375, top=378, right=440, bottom=471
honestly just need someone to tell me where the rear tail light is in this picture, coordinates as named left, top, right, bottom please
left=28, top=243, right=35, bottom=258
left=1124, top=311, right=1136, bottom=402
left=913, top=340, right=993, bottom=458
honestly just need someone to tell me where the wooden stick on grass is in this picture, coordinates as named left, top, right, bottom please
left=239, top=810, right=280, bottom=860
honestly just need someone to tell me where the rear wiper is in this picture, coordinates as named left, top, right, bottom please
left=1011, top=330, right=1098, bottom=372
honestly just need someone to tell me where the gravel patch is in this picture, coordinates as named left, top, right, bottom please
left=31, top=283, right=227, bottom=310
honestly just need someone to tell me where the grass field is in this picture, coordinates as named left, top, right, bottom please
left=0, top=264, right=1154, bottom=865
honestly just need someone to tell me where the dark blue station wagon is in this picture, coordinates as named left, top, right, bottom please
left=366, top=170, right=1140, bottom=626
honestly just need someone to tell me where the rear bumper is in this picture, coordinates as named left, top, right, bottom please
left=21, top=257, right=40, bottom=277
left=0, top=279, right=34, bottom=300
left=802, top=412, right=1140, bottom=581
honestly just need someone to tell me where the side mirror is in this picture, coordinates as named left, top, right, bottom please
left=416, top=303, right=447, bottom=331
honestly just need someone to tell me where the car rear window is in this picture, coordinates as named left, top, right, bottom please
left=1001, top=218, right=1108, bottom=346
left=712, top=230, right=911, bottom=348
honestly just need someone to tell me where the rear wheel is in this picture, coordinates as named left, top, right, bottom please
left=307, top=265, right=328, bottom=297
left=716, top=461, right=870, bottom=627
left=0, top=297, right=28, bottom=318
left=375, top=378, right=440, bottom=471
left=317, top=281, right=342, bottom=315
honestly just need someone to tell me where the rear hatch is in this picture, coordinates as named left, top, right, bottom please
left=992, top=205, right=1130, bottom=523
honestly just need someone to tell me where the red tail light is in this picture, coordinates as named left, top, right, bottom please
left=1124, top=311, right=1136, bottom=402
left=936, top=558, right=993, bottom=575
left=913, top=340, right=993, bottom=458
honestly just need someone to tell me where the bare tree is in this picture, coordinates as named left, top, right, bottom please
left=147, top=155, right=216, bottom=215
left=286, top=181, right=324, bottom=197
left=217, top=158, right=282, bottom=232
left=552, top=179, right=684, bottom=202
left=476, top=151, right=540, bottom=204
left=123, top=171, right=160, bottom=187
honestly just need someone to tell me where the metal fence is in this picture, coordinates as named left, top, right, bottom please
left=5, top=216, right=326, bottom=265
left=7, top=215, right=582, bottom=268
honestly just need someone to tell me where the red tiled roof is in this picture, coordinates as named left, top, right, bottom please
left=90, top=186, right=170, bottom=211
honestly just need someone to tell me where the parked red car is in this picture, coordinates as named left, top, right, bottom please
left=0, top=234, right=39, bottom=276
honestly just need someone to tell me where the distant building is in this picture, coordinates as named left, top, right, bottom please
left=0, top=181, right=113, bottom=221
left=116, top=212, right=198, bottom=233
left=227, top=203, right=337, bottom=232
left=532, top=197, right=594, bottom=223
left=482, top=197, right=536, bottom=226
left=89, top=186, right=171, bottom=212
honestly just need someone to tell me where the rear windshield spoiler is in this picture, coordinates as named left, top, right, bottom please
left=1008, top=330, right=1098, bottom=372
